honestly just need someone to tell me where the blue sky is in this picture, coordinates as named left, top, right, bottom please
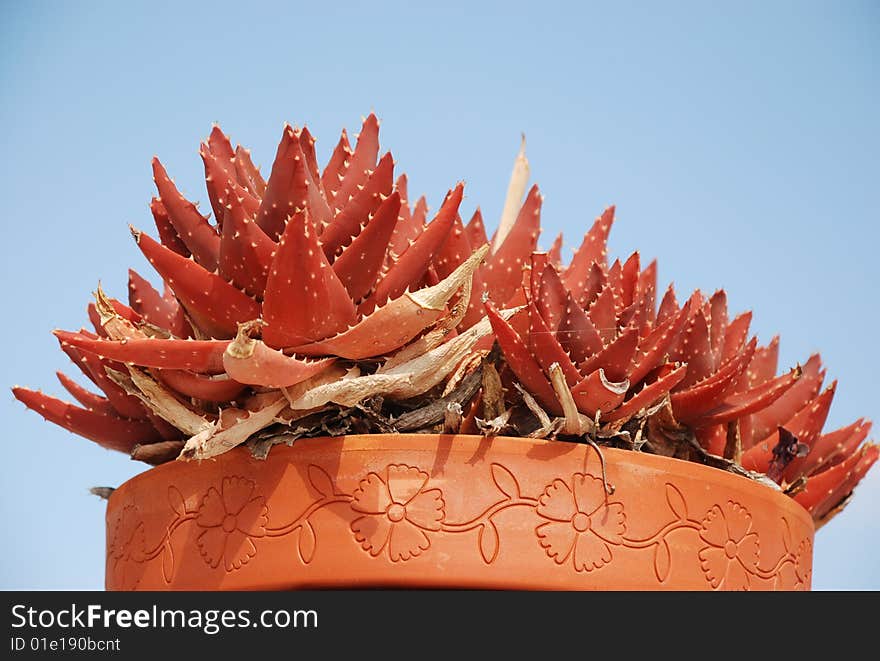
left=1, top=0, right=877, bottom=589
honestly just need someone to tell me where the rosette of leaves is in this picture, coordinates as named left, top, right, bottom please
left=13, top=116, right=875, bottom=527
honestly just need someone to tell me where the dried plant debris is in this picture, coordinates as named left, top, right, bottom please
left=443, top=402, right=463, bottom=434
left=766, top=427, right=809, bottom=484
left=394, top=366, right=483, bottom=432
left=89, top=486, right=115, bottom=501
left=131, top=440, right=185, bottom=465
left=12, top=114, right=876, bottom=527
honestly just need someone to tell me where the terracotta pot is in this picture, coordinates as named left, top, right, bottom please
left=105, top=434, right=814, bottom=590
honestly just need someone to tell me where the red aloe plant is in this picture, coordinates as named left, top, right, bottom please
left=12, top=115, right=875, bottom=526
left=438, top=144, right=874, bottom=525
left=14, top=116, right=495, bottom=460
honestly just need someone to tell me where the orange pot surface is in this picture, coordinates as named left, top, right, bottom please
left=106, top=434, right=814, bottom=590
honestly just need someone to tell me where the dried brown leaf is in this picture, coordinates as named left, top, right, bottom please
left=131, top=440, right=185, bottom=465
left=180, top=394, right=288, bottom=460
left=106, top=366, right=210, bottom=434
left=289, top=311, right=514, bottom=409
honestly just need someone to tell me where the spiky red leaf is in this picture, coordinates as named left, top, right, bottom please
left=670, top=338, right=756, bottom=424
left=741, top=382, right=836, bottom=476
left=742, top=336, right=780, bottom=390
left=332, top=192, right=401, bottom=303
left=13, top=387, right=161, bottom=453
left=223, top=333, right=335, bottom=389
left=690, top=366, right=802, bottom=428
left=55, top=335, right=148, bottom=419
left=55, top=371, right=116, bottom=415
left=605, top=364, right=688, bottom=423
left=721, top=311, right=752, bottom=365
left=563, top=206, right=614, bottom=295
left=527, top=302, right=581, bottom=387
left=218, top=193, right=276, bottom=298
left=485, top=301, right=561, bottom=415
left=570, top=369, right=629, bottom=417
left=801, top=419, right=871, bottom=477
left=202, top=126, right=237, bottom=224
left=587, top=283, right=618, bottom=345
left=128, top=269, right=190, bottom=338
left=150, top=198, right=190, bottom=258
left=708, top=290, right=728, bottom=361
left=578, top=326, right=639, bottom=383
left=656, top=284, right=680, bottom=326
left=628, top=295, right=694, bottom=384
left=483, top=185, right=542, bottom=307
left=363, top=183, right=462, bottom=310
left=256, top=125, right=309, bottom=240
left=795, top=444, right=879, bottom=518
left=535, top=264, right=567, bottom=331
left=234, top=145, right=267, bottom=197
left=671, top=309, right=715, bottom=389
left=262, top=208, right=357, bottom=348
left=746, top=354, right=824, bottom=446
left=320, top=152, right=394, bottom=258
left=55, top=330, right=229, bottom=373
left=154, top=369, right=246, bottom=402
left=201, top=143, right=260, bottom=223
left=547, top=232, right=563, bottom=270
left=151, top=157, right=219, bottom=270
left=321, top=129, right=352, bottom=204
left=557, top=293, right=604, bottom=363
left=464, top=207, right=489, bottom=250
left=134, top=229, right=260, bottom=338
left=333, top=114, right=380, bottom=210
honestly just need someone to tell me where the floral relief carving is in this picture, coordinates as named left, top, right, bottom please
left=774, top=525, right=812, bottom=591
left=793, top=538, right=813, bottom=590
left=110, top=450, right=813, bottom=589
left=698, top=501, right=760, bottom=590
left=195, top=476, right=268, bottom=571
left=350, top=464, right=445, bottom=561
left=107, top=503, right=145, bottom=590
left=536, top=474, right=626, bottom=572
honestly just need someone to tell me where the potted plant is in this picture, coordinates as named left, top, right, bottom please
left=14, top=115, right=876, bottom=590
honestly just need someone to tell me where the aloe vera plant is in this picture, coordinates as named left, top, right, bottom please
left=13, top=115, right=876, bottom=527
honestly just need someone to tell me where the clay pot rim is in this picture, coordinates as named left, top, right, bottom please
left=112, top=433, right=813, bottom=530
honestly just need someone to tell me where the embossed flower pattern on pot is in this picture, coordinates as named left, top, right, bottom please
left=106, top=456, right=813, bottom=589
left=107, top=503, right=145, bottom=589
left=350, top=464, right=445, bottom=561
left=793, top=538, right=812, bottom=590
left=773, top=535, right=811, bottom=590
left=196, top=476, right=268, bottom=571
left=698, top=501, right=760, bottom=590
left=536, top=473, right=626, bottom=572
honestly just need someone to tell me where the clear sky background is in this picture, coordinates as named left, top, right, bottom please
left=1, top=0, right=877, bottom=590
